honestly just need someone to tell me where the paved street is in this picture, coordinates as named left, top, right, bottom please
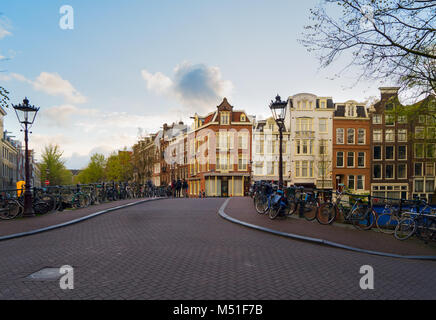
left=0, top=198, right=435, bottom=300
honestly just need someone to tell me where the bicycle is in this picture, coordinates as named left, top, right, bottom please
left=317, top=188, right=375, bottom=230
left=394, top=199, right=436, bottom=241
left=375, top=198, right=404, bottom=234
left=0, top=191, right=23, bottom=220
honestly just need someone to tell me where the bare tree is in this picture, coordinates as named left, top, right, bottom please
left=301, top=0, right=436, bottom=100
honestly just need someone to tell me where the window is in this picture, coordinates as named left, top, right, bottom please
left=220, top=112, right=230, bottom=125
left=337, top=152, right=344, bottom=167
left=357, top=176, right=364, bottom=190
left=358, top=152, right=365, bottom=167
left=297, top=118, right=313, bottom=131
left=320, top=101, right=326, bottom=108
left=419, top=115, right=426, bottom=123
left=373, top=164, right=382, bottom=179
left=319, top=118, right=328, bottom=132
left=256, top=140, right=264, bottom=154
left=398, top=164, right=407, bottom=179
left=373, top=129, right=382, bottom=142
left=336, top=128, right=344, bottom=144
left=238, top=154, right=248, bottom=170
left=428, top=127, right=436, bottom=139
left=414, top=180, right=424, bottom=193
left=415, top=144, right=425, bottom=158
left=426, top=180, right=434, bottom=193
left=398, top=129, right=407, bottom=142
left=426, top=163, right=435, bottom=176
left=295, top=161, right=301, bottom=177
left=398, top=146, right=407, bottom=160
left=385, top=164, right=394, bottom=179
left=398, top=115, right=407, bottom=123
left=348, top=175, right=355, bottom=190
left=357, top=129, right=365, bottom=144
left=302, top=161, right=308, bottom=177
left=385, top=114, right=395, bottom=126
left=426, top=144, right=435, bottom=158
left=254, top=162, right=263, bottom=175
left=385, top=129, right=395, bottom=142
left=347, top=128, right=355, bottom=144
left=385, top=146, right=394, bottom=160
left=385, top=103, right=393, bottom=111
left=373, top=114, right=382, bottom=124
left=240, top=114, right=246, bottom=122
left=415, top=127, right=425, bottom=139
left=373, top=146, right=382, bottom=160
left=319, top=140, right=328, bottom=155
left=347, top=152, right=354, bottom=167
left=414, top=162, right=423, bottom=176
left=267, top=162, right=274, bottom=175
left=238, top=132, right=248, bottom=149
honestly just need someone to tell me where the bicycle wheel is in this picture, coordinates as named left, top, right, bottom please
left=376, top=213, right=398, bottom=234
left=303, top=200, right=318, bottom=221
left=40, top=194, right=56, bottom=212
left=415, top=218, right=436, bottom=242
left=395, top=218, right=416, bottom=240
left=34, top=201, right=50, bottom=215
left=0, top=200, right=21, bottom=220
left=269, top=206, right=280, bottom=220
left=317, top=203, right=336, bottom=225
left=255, top=195, right=268, bottom=214
left=351, top=207, right=375, bottom=231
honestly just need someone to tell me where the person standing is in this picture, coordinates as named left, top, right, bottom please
left=182, top=179, right=187, bottom=198
left=176, top=179, right=182, bottom=198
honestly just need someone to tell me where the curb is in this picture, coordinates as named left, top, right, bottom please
left=0, top=197, right=165, bottom=242
left=218, top=198, right=436, bottom=261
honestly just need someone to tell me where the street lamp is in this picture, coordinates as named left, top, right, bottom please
left=13, top=97, right=39, bottom=217
left=269, top=94, right=287, bottom=189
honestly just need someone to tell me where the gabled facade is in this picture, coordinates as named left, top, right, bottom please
left=187, top=98, right=253, bottom=197
left=285, top=93, right=335, bottom=189
left=333, top=100, right=371, bottom=194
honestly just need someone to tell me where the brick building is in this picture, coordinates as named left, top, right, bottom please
left=333, top=100, right=371, bottom=194
left=186, top=98, right=253, bottom=197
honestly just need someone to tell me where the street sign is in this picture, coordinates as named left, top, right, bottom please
left=45, top=180, right=50, bottom=186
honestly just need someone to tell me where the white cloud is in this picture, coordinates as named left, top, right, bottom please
left=33, top=72, right=87, bottom=104
left=40, top=104, right=98, bottom=127
left=7, top=72, right=87, bottom=104
left=141, top=62, right=233, bottom=114
left=0, top=16, right=12, bottom=39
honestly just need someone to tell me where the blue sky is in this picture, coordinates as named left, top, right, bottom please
left=0, top=0, right=386, bottom=168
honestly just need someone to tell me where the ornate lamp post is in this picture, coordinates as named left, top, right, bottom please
left=269, top=94, right=287, bottom=189
left=13, top=98, right=39, bottom=217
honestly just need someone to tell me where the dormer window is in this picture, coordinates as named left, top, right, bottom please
left=346, top=105, right=356, bottom=117
left=240, top=114, right=246, bottom=122
left=320, top=101, right=326, bottom=108
left=220, top=112, right=230, bottom=125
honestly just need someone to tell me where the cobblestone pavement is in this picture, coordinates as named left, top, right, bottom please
left=0, top=198, right=160, bottom=237
left=0, top=198, right=435, bottom=300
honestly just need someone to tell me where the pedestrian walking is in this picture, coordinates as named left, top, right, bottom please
left=182, top=179, right=188, bottom=198
left=176, top=179, right=182, bottom=198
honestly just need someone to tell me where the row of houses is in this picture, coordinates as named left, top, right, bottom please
left=132, top=87, right=436, bottom=202
left=0, top=105, right=40, bottom=190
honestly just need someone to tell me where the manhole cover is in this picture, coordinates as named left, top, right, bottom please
left=26, top=268, right=63, bottom=281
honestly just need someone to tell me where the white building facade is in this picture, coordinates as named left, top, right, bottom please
left=285, top=93, right=335, bottom=189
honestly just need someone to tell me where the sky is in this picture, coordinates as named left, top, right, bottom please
left=0, top=0, right=390, bottom=169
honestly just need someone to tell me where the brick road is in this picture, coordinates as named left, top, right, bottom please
left=0, top=198, right=435, bottom=300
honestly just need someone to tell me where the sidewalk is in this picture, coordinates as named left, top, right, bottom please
left=223, top=197, right=436, bottom=257
left=0, top=198, right=160, bottom=237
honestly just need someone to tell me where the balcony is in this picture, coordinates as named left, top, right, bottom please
left=295, top=131, right=315, bottom=139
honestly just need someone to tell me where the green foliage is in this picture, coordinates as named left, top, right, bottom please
left=37, top=144, right=74, bottom=186
left=76, top=153, right=107, bottom=184
left=105, top=149, right=133, bottom=182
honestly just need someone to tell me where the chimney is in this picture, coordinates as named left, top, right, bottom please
left=379, top=87, right=400, bottom=100
left=163, top=123, right=168, bottom=131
